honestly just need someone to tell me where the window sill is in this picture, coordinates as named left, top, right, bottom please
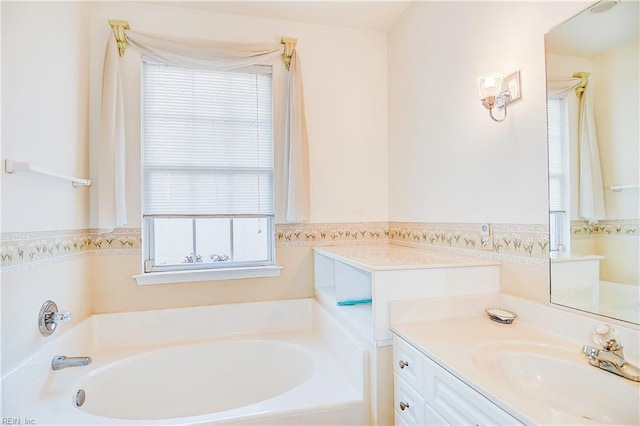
left=133, top=266, right=283, bottom=286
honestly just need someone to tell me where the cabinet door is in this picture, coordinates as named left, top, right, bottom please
left=394, top=374, right=426, bottom=425
left=394, top=410, right=411, bottom=426
left=422, top=355, right=522, bottom=425
left=393, top=335, right=425, bottom=394
left=424, top=402, right=448, bottom=425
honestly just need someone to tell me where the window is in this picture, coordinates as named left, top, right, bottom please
left=547, top=96, right=570, bottom=253
left=141, top=60, right=275, bottom=277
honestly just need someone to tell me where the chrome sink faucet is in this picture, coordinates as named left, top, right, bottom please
left=51, top=355, right=92, bottom=370
left=582, top=325, right=640, bottom=382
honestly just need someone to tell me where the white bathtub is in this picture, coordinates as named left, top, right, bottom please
left=552, top=279, right=639, bottom=324
left=598, top=280, right=640, bottom=323
left=1, top=299, right=367, bottom=425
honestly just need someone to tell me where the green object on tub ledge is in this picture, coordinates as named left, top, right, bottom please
left=336, top=299, right=372, bottom=306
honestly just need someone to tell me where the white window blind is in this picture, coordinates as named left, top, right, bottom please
left=548, top=96, right=569, bottom=252
left=547, top=97, right=566, bottom=213
left=142, top=61, right=274, bottom=216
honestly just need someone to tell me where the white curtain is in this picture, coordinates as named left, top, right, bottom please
left=547, top=77, right=581, bottom=97
left=577, top=87, right=606, bottom=223
left=284, top=50, right=310, bottom=222
left=98, top=30, right=310, bottom=228
left=547, top=76, right=605, bottom=223
left=98, top=37, right=127, bottom=230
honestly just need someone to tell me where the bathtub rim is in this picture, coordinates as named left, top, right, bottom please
left=1, top=298, right=368, bottom=425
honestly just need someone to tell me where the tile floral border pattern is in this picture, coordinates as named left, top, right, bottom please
left=2, top=221, right=549, bottom=275
left=388, top=222, right=549, bottom=266
left=275, top=222, right=389, bottom=246
left=1, top=228, right=140, bottom=275
left=275, top=222, right=549, bottom=266
left=571, top=219, right=639, bottom=240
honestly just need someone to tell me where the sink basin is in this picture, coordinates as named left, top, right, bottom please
left=473, top=341, right=640, bottom=425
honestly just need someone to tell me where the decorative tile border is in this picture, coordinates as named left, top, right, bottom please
left=275, top=222, right=389, bottom=247
left=571, top=219, right=639, bottom=240
left=1, top=229, right=140, bottom=275
left=277, top=222, right=549, bottom=266
left=388, top=222, right=549, bottom=266
left=87, top=228, right=141, bottom=251
left=1, top=221, right=551, bottom=275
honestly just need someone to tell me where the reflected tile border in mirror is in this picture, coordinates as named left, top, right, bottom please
left=571, top=219, right=639, bottom=239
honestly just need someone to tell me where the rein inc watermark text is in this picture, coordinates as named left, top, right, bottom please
left=2, top=418, right=35, bottom=425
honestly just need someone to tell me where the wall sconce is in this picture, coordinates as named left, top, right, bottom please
left=478, top=71, right=521, bottom=122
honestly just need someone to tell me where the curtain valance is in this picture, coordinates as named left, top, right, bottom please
left=546, top=77, right=581, bottom=97
left=126, top=30, right=285, bottom=70
left=98, top=26, right=310, bottom=229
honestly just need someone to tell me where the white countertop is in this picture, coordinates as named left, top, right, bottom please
left=314, top=244, right=500, bottom=271
left=392, top=318, right=575, bottom=424
left=391, top=297, right=640, bottom=425
left=550, top=253, right=605, bottom=262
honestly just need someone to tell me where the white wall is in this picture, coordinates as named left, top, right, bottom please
left=387, top=1, right=591, bottom=302
left=85, top=2, right=388, bottom=313
left=5, top=0, right=619, bottom=370
left=89, top=2, right=389, bottom=227
left=594, top=40, right=639, bottom=220
left=388, top=1, right=589, bottom=225
left=594, top=40, right=639, bottom=285
left=1, top=1, right=90, bottom=232
left=547, top=42, right=639, bottom=286
left=1, top=1, right=92, bottom=374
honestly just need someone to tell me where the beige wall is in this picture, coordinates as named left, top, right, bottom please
left=548, top=42, right=639, bottom=286
left=1, top=1, right=90, bottom=231
left=594, top=40, right=639, bottom=220
left=1, top=3, right=390, bottom=368
left=1, top=2, right=92, bottom=373
left=5, top=0, right=619, bottom=374
left=387, top=1, right=589, bottom=299
left=388, top=1, right=588, bottom=224
left=1, top=258, right=91, bottom=374
left=83, top=2, right=389, bottom=313
left=88, top=1, right=389, bottom=227
left=592, top=41, right=639, bottom=284
left=574, top=237, right=639, bottom=285
left=597, top=239, right=639, bottom=285
left=90, top=247, right=313, bottom=314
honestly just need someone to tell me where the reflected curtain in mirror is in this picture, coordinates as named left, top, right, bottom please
left=545, top=0, right=639, bottom=325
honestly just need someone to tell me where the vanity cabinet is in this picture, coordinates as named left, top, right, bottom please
left=393, top=335, right=522, bottom=426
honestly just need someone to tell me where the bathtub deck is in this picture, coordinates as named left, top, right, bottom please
left=12, top=328, right=366, bottom=425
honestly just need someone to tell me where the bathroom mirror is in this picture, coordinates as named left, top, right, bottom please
left=545, top=0, right=639, bottom=324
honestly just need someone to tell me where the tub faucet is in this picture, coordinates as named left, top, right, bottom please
left=51, top=355, right=92, bottom=371
left=582, top=338, right=640, bottom=382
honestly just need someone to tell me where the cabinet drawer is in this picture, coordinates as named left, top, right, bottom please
left=394, top=374, right=425, bottom=425
left=393, top=335, right=425, bottom=394
left=422, top=355, right=522, bottom=425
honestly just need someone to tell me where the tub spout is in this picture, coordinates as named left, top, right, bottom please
left=51, top=355, right=92, bottom=370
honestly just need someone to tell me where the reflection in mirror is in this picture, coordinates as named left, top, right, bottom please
left=545, top=0, right=639, bottom=324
